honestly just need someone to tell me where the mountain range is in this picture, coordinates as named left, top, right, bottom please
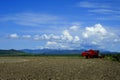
left=0, top=49, right=119, bottom=56
left=21, top=49, right=85, bottom=55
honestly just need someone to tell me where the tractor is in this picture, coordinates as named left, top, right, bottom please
left=81, top=49, right=104, bottom=59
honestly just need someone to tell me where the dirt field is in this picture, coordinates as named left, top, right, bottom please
left=0, top=57, right=119, bottom=80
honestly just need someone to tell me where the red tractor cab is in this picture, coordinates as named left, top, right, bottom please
left=82, top=49, right=100, bottom=58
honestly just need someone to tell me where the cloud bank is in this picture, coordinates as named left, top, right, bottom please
left=8, top=23, right=120, bottom=51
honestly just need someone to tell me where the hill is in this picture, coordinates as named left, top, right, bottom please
left=0, top=49, right=27, bottom=56
left=0, top=49, right=119, bottom=56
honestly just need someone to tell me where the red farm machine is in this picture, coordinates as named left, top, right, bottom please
left=81, top=49, right=104, bottom=59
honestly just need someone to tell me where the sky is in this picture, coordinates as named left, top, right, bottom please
left=0, top=0, right=120, bottom=52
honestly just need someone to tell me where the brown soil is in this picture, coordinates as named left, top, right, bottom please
left=0, top=57, right=119, bottom=80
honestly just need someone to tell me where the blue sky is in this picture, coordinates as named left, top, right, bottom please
left=0, top=0, right=120, bottom=52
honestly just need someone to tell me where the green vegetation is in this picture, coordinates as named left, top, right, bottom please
left=0, top=49, right=27, bottom=56
left=0, top=49, right=82, bottom=57
left=0, top=49, right=120, bottom=62
left=104, top=54, right=120, bottom=62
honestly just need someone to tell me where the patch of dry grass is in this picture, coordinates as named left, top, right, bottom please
left=0, top=57, right=119, bottom=80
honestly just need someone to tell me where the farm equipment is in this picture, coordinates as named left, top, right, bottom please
left=81, top=49, right=104, bottom=59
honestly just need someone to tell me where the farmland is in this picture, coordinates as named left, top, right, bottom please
left=0, top=57, right=119, bottom=80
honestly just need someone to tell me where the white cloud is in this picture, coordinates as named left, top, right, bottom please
left=46, top=41, right=67, bottom=49
left=81, top=24, right=120, bottom=50
left=69, top=26, right=79, bottom=31
left=114, top=39, right=120, bottom=42
left=82, top=24, right=107, bottom=38
left=34, top=35, right=41, bottom=40
left=89, top=9, right=120, bottom=14
left=41, top=34, right=50, bottom=40
left=78, top=2, right=95, bottom=8
left=62, top=30, right=73, bottom=41
left=78, top=1, right=110, bottom=8
left=33, top=34, right=60, bottom=41
left=46, top=41, right=57, bottom=45
left=49, top=34, right=60, bottom=40
left=91, top=41, right=98, bottom=45
left=77, top=1, right=120, bottom=16
left=22, top=35, right=31, bottom=39
left=62, top=30, right=70, bottom=36
left=1, top=13, right=61, bottom=26
left=83, top=33, right=88, bottom=38
left=73, top=36, right=80, bottom=43
left=9, top=33, right=19, bottom=38
left=96, top=16, right=120, bottom=21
